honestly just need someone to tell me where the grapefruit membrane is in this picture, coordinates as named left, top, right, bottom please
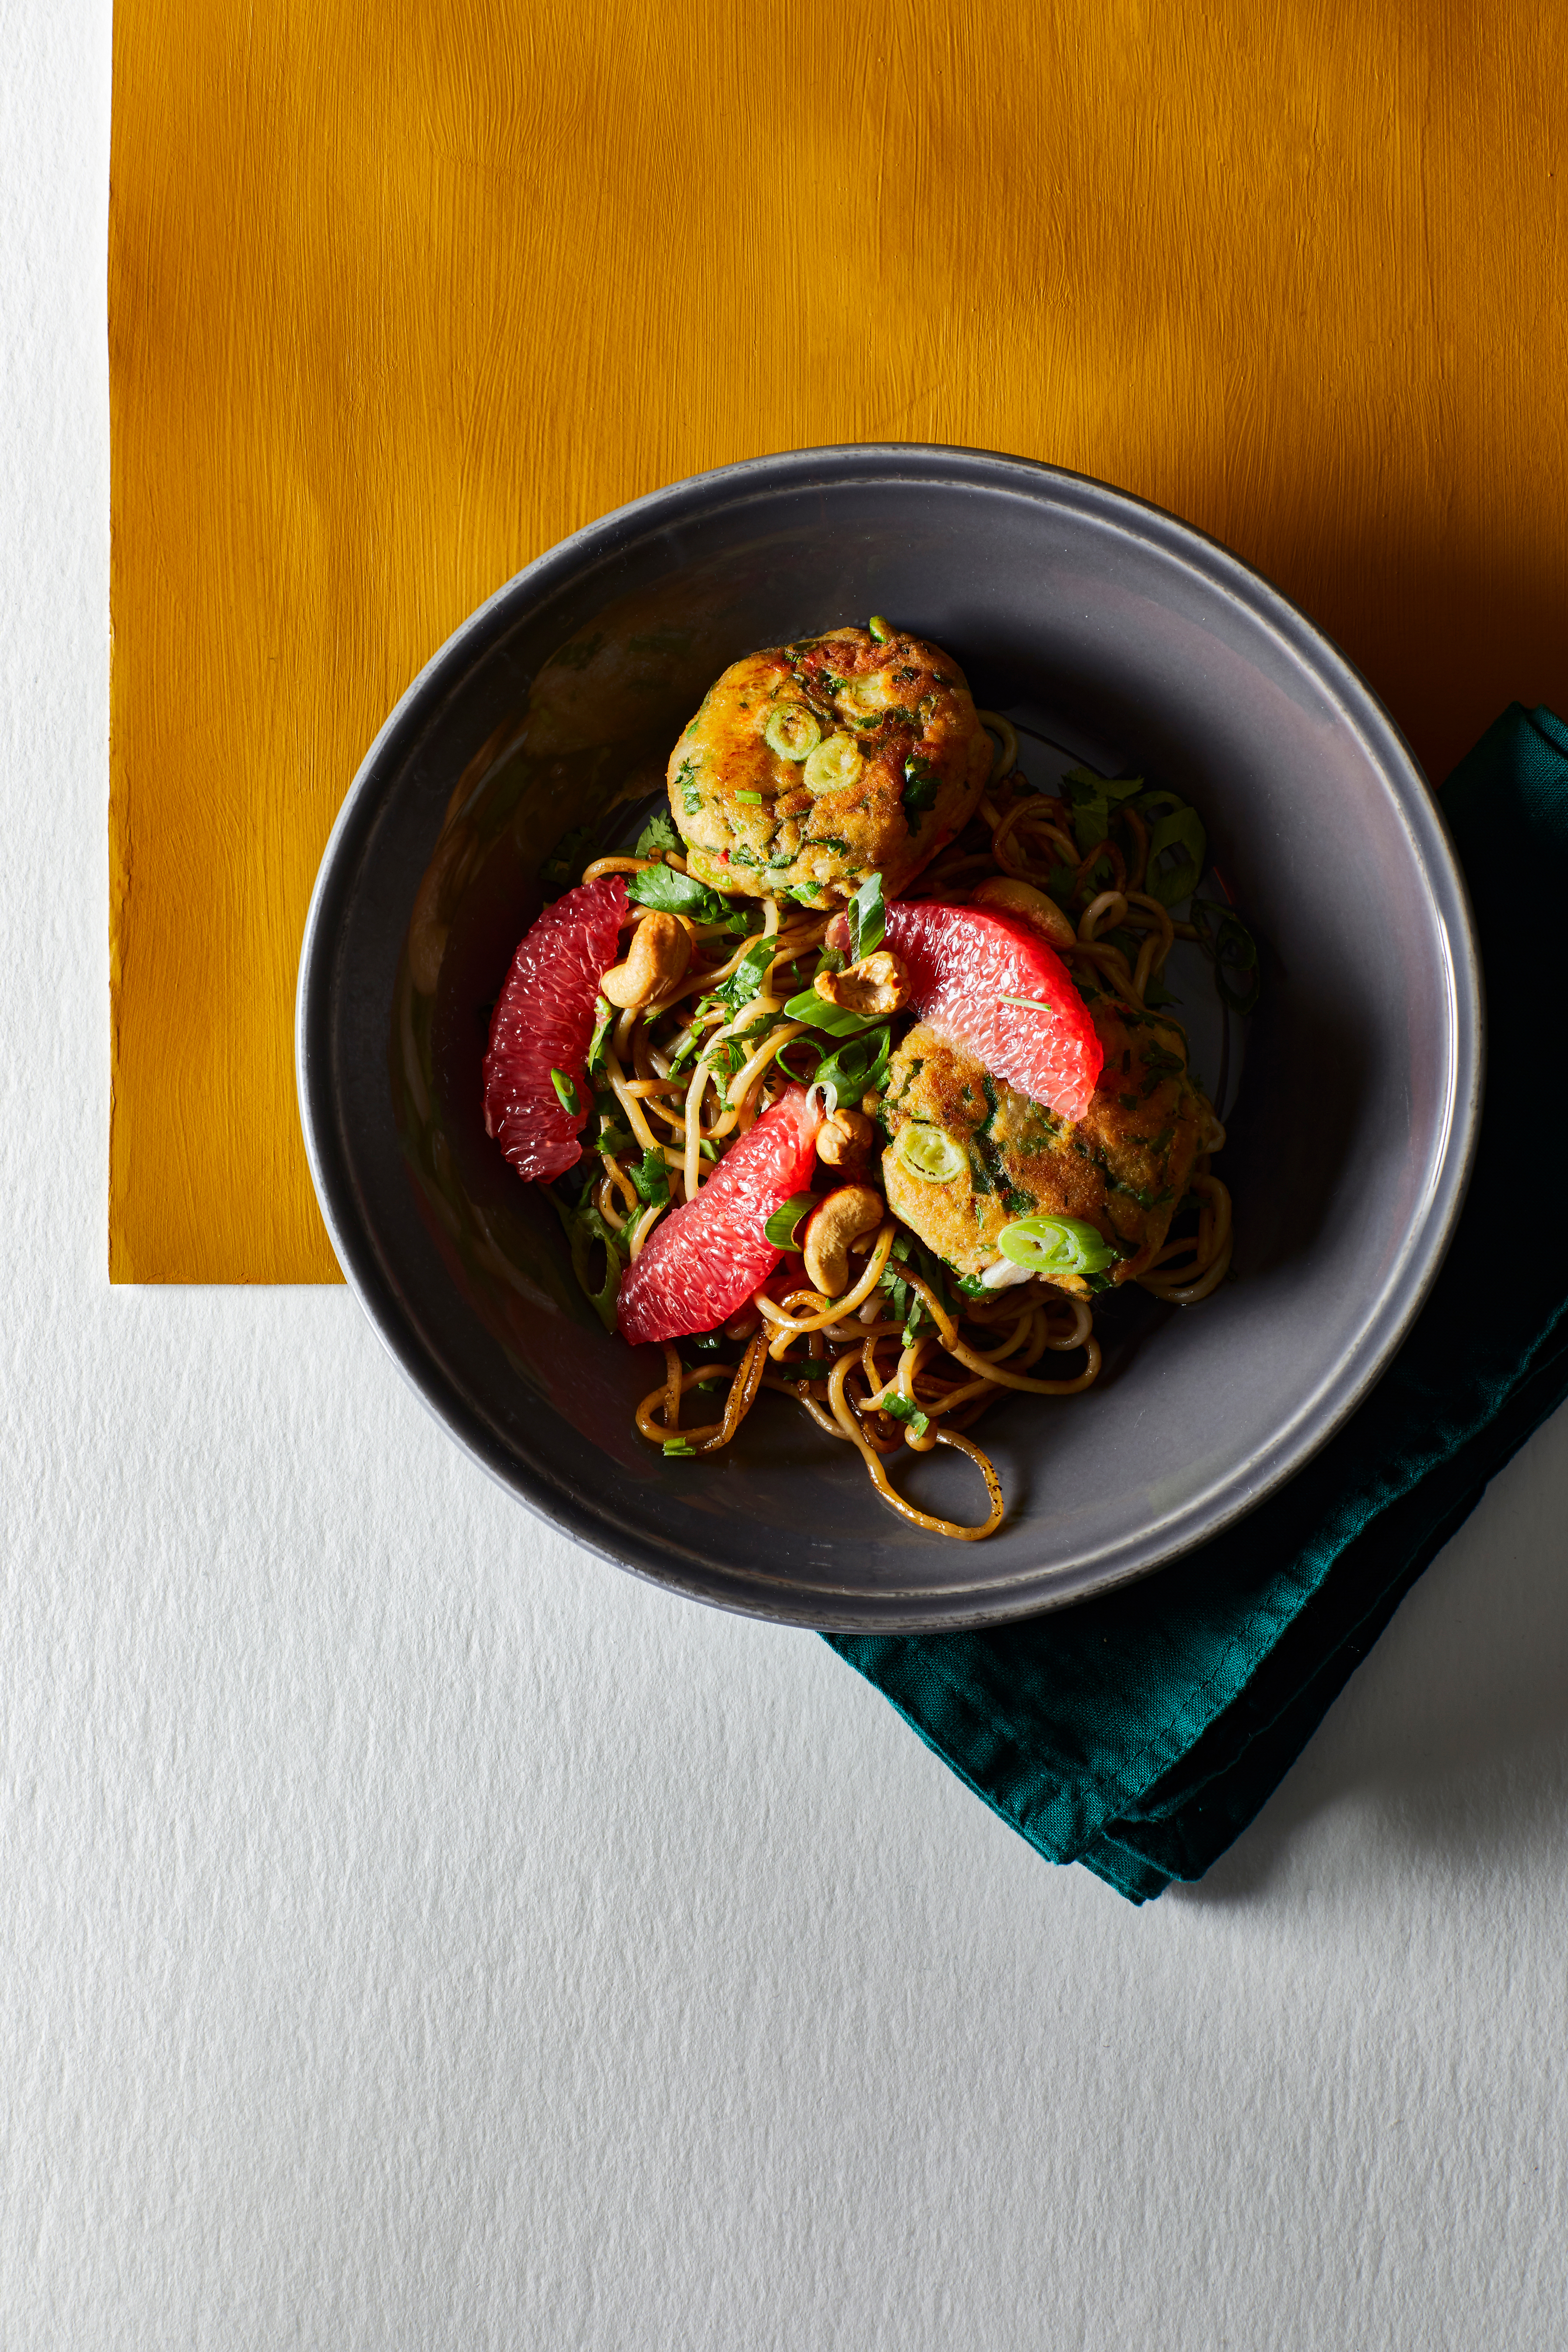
left=482, top=874, right=627, bottom=1182
left=617, top=1085, right=824, bottom=1347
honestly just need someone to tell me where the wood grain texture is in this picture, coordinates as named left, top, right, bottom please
left=109, top=0, right=1567, bottom=1281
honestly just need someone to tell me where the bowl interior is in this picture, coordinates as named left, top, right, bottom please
left=299, top=450, right=1478, bottom=1628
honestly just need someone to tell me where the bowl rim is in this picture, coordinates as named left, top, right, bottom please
left=296, top=441, right=1485, bottom=1629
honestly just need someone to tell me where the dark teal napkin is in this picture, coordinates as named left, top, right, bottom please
left=825, top=704, right=1568, bottom=1901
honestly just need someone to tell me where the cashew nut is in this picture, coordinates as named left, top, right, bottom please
left=815, top=1107, right=877, bottom=1176
left=801, top=1184, right=883, bottom=1297
left=970, top=875, right=1077, bottom=949
left=600, top=910, right=691, bottom=1009
left=813, top=949, right=909, bottom=1018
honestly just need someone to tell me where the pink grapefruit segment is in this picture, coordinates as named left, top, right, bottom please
left=617, top=1086, right=824, bottom=1347
left=482, top=874, right=628, bottom=1183
left=882, top=901, right=1103, bottom=1122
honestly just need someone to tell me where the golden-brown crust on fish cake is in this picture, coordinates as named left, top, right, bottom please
left=877, top=1002, right=1202, bottom=1293
left=666, top=626, right=993, bottom=907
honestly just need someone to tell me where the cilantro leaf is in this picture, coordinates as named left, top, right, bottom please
left=627, top=865, right=745, bottom=929
left=634, top=809, right=682, bottom=858
left=715, top=938, right=776, bottom=1013
left=878, top=1392, right=930, bottom=1438
left=630, top=1147, right=671, bottom=1208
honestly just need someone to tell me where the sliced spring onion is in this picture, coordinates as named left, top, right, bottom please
left=868, top=614, right=892, bottom=642
left=765, top=704, right=823, bottom=762
left=585, top=995, right=613, bottom=1074
left=848, top=869, right=885, bottom=961
left=996, top=1214, right=1118, bottom=1278
left=895, top=1122, right=967, bottom=1185
left=763, top=1191, right=818, bottom=1248
left=735, top=789, right=765, bottom=805
left=783, top=984, right=884, bottom=1037
left=802, top=734, right=863, bottom=797
left=813, top=1025, right=891, bottom=1105
left=662, top=1438, right=696, bottom=1457
left=550, top=1069, right=581, bottom=1116
left=842, top=676, right=886, bottom=726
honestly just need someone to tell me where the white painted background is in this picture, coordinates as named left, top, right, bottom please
left=4, top=6, right=1566, bottom=2343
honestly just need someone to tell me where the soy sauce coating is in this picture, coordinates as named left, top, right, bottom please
left=666, top=625, right=994, bottom=908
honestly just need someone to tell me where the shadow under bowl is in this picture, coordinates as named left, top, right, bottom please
left=297, top=445, right=1482, bottom=1630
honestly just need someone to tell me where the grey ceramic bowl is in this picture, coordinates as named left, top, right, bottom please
left=296, top=444, right=1482, bottom=1630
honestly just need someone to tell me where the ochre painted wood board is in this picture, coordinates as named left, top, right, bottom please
left=109, top=0, right=1567, bottom=1282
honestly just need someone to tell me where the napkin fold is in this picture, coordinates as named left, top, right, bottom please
left=825, top=704, right=1568, bottom=1901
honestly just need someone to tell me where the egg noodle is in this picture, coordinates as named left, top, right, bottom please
left=564, top=714, right=1235, bottom=1542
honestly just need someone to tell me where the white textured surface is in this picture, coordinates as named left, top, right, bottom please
left=4, top=7, right=1568, bottom=2343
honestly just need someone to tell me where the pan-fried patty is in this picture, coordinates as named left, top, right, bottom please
left=667, top=626, right=993, bottom=908
left=877, top=1000, right=1202, bottom=1294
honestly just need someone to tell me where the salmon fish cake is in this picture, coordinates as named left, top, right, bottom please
left=877, top=1002, right=1203, bottom=1295
left=666, top=624, right=994, bottom=908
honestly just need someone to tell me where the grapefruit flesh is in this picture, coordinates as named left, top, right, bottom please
left=617, top=1086, right=824, bottom=1347
left=483, top=874, right=628, bottom=1183
left=880, top=901, right=1103, bottom=1123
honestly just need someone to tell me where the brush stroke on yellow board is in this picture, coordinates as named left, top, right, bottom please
left=108, top=0, right=1567, bottom=1282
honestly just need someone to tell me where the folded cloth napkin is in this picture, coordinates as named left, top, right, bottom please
left=825, top=704, right=1568, bottom=1901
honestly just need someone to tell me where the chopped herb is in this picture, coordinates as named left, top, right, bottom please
left=878, top=1393, right=930, bottom=1438
left=717, top=938, right=776, bottom=1012
left=550, top=1069, right=580, bottom=1116
left=634, top=809, right=682, bottom=858
left=630, top=1147, right=671, bottom=1208
left=540, top=823, right=595, bottom=900
left=902, top=755, right=941, bottom=828
left=627, top=864, right=745, bottom=929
